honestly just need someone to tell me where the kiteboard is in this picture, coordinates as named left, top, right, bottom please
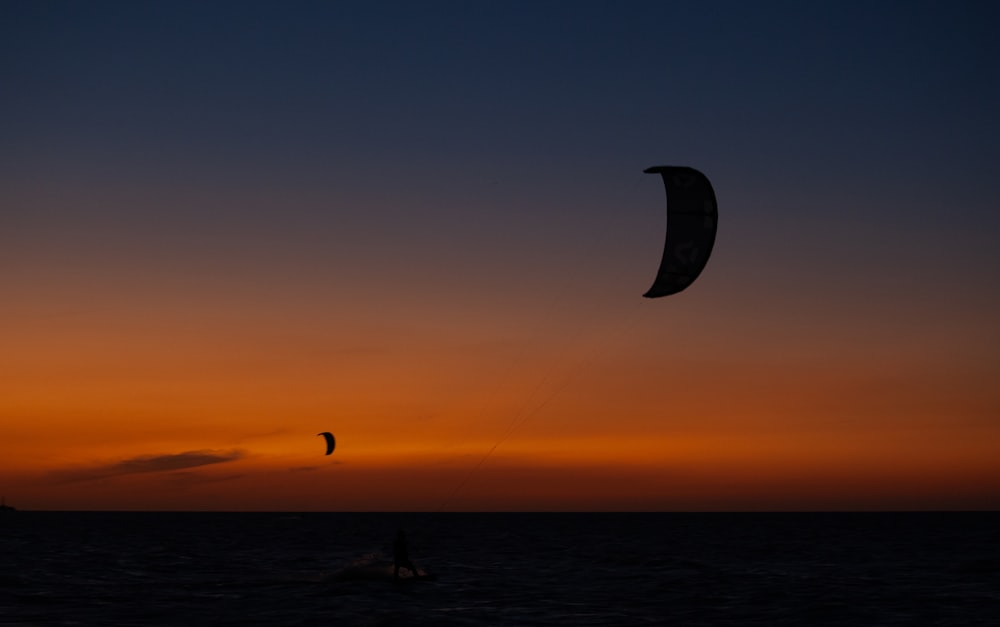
left=325, top=557, right=435, bottom=583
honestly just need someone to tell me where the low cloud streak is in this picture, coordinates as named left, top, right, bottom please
left=50, top=449, right=246, bottom=483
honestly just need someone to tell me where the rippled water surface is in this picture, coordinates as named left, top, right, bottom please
left=2, top=512, right=999, bottom=625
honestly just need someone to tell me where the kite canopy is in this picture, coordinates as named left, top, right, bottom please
left=643, top=166, right=718, bottom=298
left=317, top=432, right=336, bottom=456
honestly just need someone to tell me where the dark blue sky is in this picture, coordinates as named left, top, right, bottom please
left=6, top=1, right=997, bottom=182
left=5, top=1, right=997, bottom=306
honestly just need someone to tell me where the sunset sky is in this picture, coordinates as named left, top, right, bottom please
left=3, top=1, right=998, bottom=511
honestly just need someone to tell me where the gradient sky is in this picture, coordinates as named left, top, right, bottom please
left=3, top=1, right=998, bottom=511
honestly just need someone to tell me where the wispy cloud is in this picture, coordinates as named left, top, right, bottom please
left=50, top=449, right=246, bottom=483
left=287, top=460, right=343, bottom=473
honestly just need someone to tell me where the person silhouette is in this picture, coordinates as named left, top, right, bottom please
left=393, top=529, right=419, bottom=580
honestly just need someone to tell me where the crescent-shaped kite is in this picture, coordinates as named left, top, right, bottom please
left=317, top=432, right=336, bottom=456
left=643, top=166, right=718, bottom=298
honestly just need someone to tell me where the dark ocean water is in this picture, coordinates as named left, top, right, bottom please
left=2, top=512, right=999, bottom=626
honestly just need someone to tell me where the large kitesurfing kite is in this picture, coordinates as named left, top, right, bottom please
left=642, top=166, right=717, bottom=298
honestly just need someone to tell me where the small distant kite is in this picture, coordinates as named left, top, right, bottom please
left=642, top=166, right=718, bottom=298
left=317, top=432, right=336, bottom=456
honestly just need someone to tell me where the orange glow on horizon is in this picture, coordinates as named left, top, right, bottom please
left=4, top=215, right=999, bottom=512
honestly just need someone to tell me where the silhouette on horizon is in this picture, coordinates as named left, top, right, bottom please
left=393, top=529, right=419, bottom=580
